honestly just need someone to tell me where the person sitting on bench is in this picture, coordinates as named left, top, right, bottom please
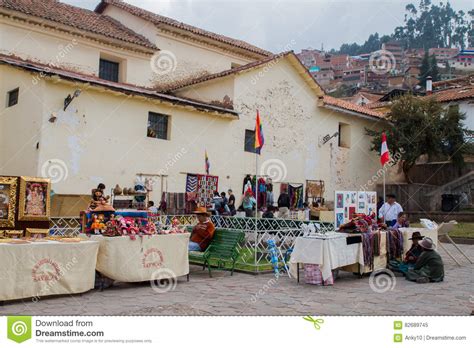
left=188, top=207, right=215, bottom=252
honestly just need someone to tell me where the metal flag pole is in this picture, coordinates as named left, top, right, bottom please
left=383, top=167, right=386, bottom=223
left=254, top=150, right=258, bottom=272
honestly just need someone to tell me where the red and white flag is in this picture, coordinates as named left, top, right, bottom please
left=380, top=132, right=390, bottom=166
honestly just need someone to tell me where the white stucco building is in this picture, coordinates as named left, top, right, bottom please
left=0, top=0, right=386, bottom=215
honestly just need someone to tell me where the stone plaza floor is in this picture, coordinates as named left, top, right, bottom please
left=1, top=243, right=473, bottom=316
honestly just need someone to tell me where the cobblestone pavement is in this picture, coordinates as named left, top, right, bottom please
left=1, top=243, right=473, bottom=316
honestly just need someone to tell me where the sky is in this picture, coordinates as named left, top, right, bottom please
left=64, top=0, right=473, bottom=53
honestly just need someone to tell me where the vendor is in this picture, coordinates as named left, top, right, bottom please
left=189, top=207, right=215, bottom=251
left=391, top=212, right=410, bottom=230
left=405, top=237, right=444, bottom=283
left=389, top=231, right=424, bottom=273
left=378, top=193, right=403, bottom=227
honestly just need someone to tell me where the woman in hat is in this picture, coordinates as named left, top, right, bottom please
left=188, top=207, right=215, bottom=251
left=389, top=231, right=424, bottom=273
left=405, top=237, right=444, bottom=283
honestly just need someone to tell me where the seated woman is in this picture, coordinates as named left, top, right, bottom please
left=405, top=237, right=444, bottom=283
left=391, top=212, right=410, bottom=229
left=389, top=231, right=424, bottom=273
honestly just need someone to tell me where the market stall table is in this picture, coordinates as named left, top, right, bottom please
left=0, top=240, right=99, bottom=301
left=90, top=233, right=190, bottom=283
left=290, top=231, right=389, bottom=283
left=289, top=233, right=364, bottom=282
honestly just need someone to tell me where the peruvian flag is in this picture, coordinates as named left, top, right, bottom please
left=380, top=132, right=390, bottom=166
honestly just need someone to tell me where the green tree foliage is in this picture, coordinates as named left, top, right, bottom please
left=336, top=1, right=471, bottom=54
left=366, top=95, right=467, bottom=183
left=419, top=51, right=440, bottom=86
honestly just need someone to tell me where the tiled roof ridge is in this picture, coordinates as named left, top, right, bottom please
left=0, top=0, right=157, bottom=50
left=0, top=53, right=238, bottom=116
left=322, top=95, right=385, bottom=119
left=95, top=0, right=272, bottom=57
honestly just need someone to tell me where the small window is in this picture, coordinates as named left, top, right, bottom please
left=338, top=122, right=351, bottom=148
left=244, top=129, right=257, bottom=153
left=147, top=112, right=169, bottom=140
left=99, top=59, right=120, bottom=82
left=7, top=88, right=19, bottom=107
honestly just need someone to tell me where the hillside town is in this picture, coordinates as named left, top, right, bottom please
left=0, top=0, right=473, bottom=332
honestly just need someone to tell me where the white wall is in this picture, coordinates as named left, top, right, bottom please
left=0, top=20, right=155, bottom=87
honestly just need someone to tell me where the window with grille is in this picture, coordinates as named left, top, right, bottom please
left=7, top=88, right=19, bottom=107
left=99, top=59, right=119, bottom=82
left=147, top=112, right=169, bottom=140
left=244, top=129, right=257, bottom=153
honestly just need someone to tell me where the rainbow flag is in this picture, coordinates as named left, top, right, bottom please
left=254, top=110, right=264, bottom=154
left=205, top=150, right=210, bottom=175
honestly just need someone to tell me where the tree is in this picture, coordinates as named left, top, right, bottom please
left=365, top=95, right=463, bottom=183
left=442, top=105, right=467, bottom=170
left=419, top=51, right=439, bottom=87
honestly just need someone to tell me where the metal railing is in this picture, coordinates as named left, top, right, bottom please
left=50, top=215, right=335, bottom=273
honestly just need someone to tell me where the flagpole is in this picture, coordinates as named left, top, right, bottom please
left=254, top=150, right=258, bottom=273
left=383, top=167, right=386, bottom=223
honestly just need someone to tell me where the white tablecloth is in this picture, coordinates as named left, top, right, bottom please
left=399, top=228, right=438, bottom=253
left=290, top=233, right=364, bottom=281
left=0, top=240, right=99, bottom=301
left=90, top=234, right=190, bottom=282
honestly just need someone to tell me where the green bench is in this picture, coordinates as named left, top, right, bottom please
left=188, top=229, right=245, bottom=277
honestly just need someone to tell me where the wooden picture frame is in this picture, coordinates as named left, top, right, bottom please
left=26, top=228, right=49, bottom=239
left=0, top=176, right=18, bottom=228
left=5, top=230, right=24, bottom=239
left=18, top=176, right=51, bottom=221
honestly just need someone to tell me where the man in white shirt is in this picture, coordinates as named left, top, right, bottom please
left=378, top=193, right=403, bottom=227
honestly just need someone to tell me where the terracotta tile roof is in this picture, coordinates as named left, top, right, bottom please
left=0, top=53, right=237, bottom=117
left=365, top=101, right=391, bottom=109
left=432, top=74, right=474, bottom=88
left=0, top=0, right=157, bottom=51
left=95, top=0, right=272, bottom=57
left=160, top=51, right=291, bottom=92
left=322, top=95, right=385, bottom=119
left=430, top=86, right=474, bottom=103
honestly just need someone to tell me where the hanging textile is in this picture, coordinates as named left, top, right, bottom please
left=197, top=174, right=219, bottom=208
left=387, top=229, right=404, bottom=260
left=186, top=174, right=198, bottom=193
left=176, top=193, right=186, bottom=211
left=288, top=184, right=304, bottom=209
left=361, top=231, right=381, bottom=269
left=258, top=177, right=267, bottom=207
left=242, top=175, right=252, bottom=194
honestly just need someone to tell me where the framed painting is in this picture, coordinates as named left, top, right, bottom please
left=0, top=176, right=18, bottom=228
left=18, top=176, right=51, bottom=221
left=26, top=228, right=49, bottom=239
